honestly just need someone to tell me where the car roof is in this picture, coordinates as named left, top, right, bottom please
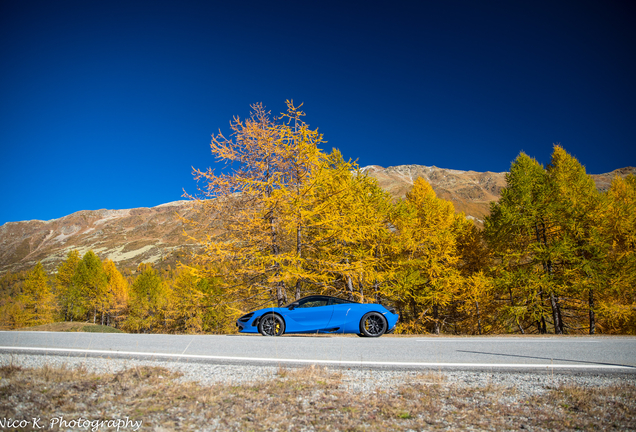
left=294, top=295, right=359, bottom=303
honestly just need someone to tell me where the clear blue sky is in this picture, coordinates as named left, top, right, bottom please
left=1, top=0, right=634, bottom=224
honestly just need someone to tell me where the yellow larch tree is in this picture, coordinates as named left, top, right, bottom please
left=303, top=156, right=395, bottom=303
left=546, top=145, right=606, bottom=334
left=185, top=101, right=352, bottom=321
left=168, top=266, right=205, bottom=333
left=484, top=152, right=560, bottom=334
left=55, top=250, right=81, bottom=321
left=455, top=224, right=496, bottom=334
left=20, top=262, right=56, bottom=326
left=186, top=102, right=295, bottom=309
left=390, top=177, right=469, bottom=334
left=102, top=259, right=129, bottom=327
left=0, top=271, right=27, bottom=329
left=456, top=271, right=494, bottom=335
left=269, top=101, right=334, bottom=301
left=124, top=263, right=170, bottom=333
left=164, top=265, right=232, bottom=334
left=72, top=250, right=108, bottom=324
left=599, top=174, right=636, bottom=333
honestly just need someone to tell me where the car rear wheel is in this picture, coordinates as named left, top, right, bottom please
left=258, top=313, right=285, bottom=336
left=359, top=312, right=387, bottom=337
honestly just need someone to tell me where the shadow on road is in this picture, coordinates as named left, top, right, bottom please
left=457, top=350, right=636, bottom=369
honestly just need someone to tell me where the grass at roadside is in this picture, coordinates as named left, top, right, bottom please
left=1, top=364, right=634, bottom=431
left=15, top=322, right=124, bottom=333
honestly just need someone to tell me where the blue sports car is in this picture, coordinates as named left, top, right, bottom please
left=236, top=295, right=399, bottom=337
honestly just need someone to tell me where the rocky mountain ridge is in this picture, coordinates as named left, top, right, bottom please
left=0, top=201, right=199, bottom=275
left=362, top=164, right=507, bottom=223
left=1, top=164, right=634, bottom=275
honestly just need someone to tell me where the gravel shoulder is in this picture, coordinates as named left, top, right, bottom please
left=2, top=353, right=636, bottom=431
left=1, top=353, right=633, bottom=396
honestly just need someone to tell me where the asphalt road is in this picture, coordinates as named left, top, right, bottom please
left=1, top=331, right=635, bottom=373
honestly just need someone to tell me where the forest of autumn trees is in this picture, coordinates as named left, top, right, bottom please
left=0, top=101, right=634, bottom=335
left=0, top=252, right=231, bottom=333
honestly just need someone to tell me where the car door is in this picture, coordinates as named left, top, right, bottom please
left=283, top=298, right=334, bottom=331
left=325, top=298, right=356, bottom=329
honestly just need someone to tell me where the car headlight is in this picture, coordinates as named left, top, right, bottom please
left=238, top=312, right=254, bottom=323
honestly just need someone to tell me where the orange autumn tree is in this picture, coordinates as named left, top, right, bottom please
left=184, top=101, right=332, bottom=316
left=185, top=101, right=398, bottom=326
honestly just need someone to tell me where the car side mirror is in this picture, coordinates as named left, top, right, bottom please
left=288, top=302, right=299, bottom=310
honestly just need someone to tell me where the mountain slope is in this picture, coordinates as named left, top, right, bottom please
left=1, top=165, right=633, bottom=275
left=363, top=165, right=506, bottom=223
left=0, top=201, right=198, bottom=275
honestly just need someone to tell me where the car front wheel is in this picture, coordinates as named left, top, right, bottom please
left=258, top=313, right=285, bottom=336
left=359, top=312, right=387, bottom=337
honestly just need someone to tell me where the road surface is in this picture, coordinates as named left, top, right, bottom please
left=1, top=331, right=635, bottom=373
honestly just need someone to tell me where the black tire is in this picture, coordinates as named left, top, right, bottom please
left=258, top=313, right=285, bottom=336
left=356, top=333, right=366, bottom=337
left=359, top=312, right=387, bottom=337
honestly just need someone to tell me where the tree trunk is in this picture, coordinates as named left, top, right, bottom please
left=266, top=163, right=286, bottom=307
left=535, top=221, right=558, bottom=333
left=432, top=304, right=440, bottom=335
left=295, top=225, right=302, bottom=300
left=589, top=288, right=595, bottom=335
left=372, top=248, right=380, bottom=303
left=541, top=316, right=547, bottom=334
left=295, top=280, right=301, bottom=301
left=475, top=301, right=482, bottom=335
left=508, top=287, right=524, bottom=334
left=549, top=292, right=562, bottom=334
left=373, top=281, right=380, bottom=304
left=346, top=275, right=354, bottom=301
left=276, top=282, right=287, bottom=307
left=410, top=299, right=419, bottom=325
left=269, top=211, right=286, bottom=307
left=538, top=220, right=561, bottom=333
left=556, top=296, right=564, bottom=334
left=539, top=291, right=548, bottom=334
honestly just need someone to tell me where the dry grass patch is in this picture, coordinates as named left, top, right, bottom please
left=15, top=322, right=124, bottom=333
left=1, top=363, right=635, bottom=431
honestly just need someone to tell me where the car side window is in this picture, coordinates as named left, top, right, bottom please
left=329, top=298, right=351, bottom=305
left=298, top=299, right=329, bottom=308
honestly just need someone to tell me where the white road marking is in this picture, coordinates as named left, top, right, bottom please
left=416, top=339, right=602, bottom=342
left=1, top=346, right=632, bottom=370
